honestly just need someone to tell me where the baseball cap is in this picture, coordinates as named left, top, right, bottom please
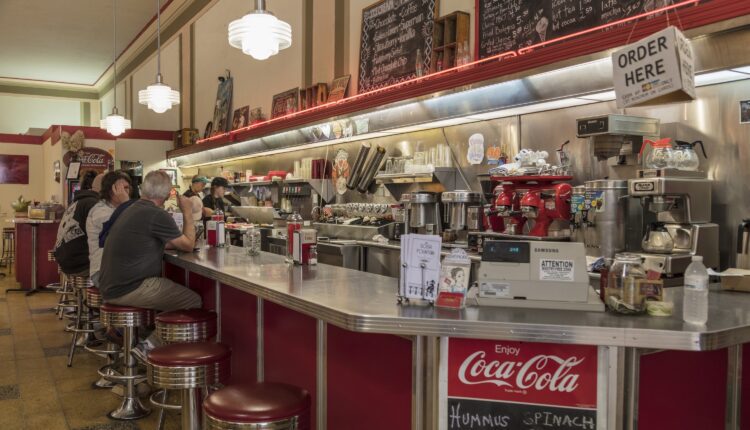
left=191, top=175, right=210, bottom=184
left=211, top=177, right=230, bottom=188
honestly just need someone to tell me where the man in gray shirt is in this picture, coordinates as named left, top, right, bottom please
left=98, top=170, right=200, bottom=311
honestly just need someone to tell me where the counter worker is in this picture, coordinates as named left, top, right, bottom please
left=85, top=171, right=132, bottom=287
left=97, top=170, right=201, bottom=355
left=185, top=175, right=211, bottom=221
left=202, top=176, right=229, bottom=219
left=53, top=171, right=101, bottom=277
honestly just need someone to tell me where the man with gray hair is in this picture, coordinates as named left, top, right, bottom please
left=98, top=170, right=201, bottom=312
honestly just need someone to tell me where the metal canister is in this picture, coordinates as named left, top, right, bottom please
left=570, top=185, right=587, bottom=244
left=584, top=180, right=629, bottom=260
left=441, top=191, right=482, bottom=231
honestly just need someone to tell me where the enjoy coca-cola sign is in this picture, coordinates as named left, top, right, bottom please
left=448, top=339, right=597, bottom=409
left=63, top=148, right=113, bottom=170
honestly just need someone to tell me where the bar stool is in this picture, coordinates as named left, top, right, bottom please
left=83, top=287, right=119, bottom=389
left=147, top=342, right=231, bottom=430
left=203, top=383, right=311, bottom=430
left=99, top=304, right=155, bottom=420
left=66, top=276, right=96, bottom=367
left=51, top=252, right=76, bottom=320
left=0, top=228, right=15, bottom=275
left=151, top=309, right=218, bottom=429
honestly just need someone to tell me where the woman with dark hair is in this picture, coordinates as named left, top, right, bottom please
left=53, top=170, right=102, bottom=276
left=86, top=171, right=132, bottom=286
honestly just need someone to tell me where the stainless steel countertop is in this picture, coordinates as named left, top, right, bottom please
left=11, top=218, right=57, bottom=224
left=165, top=248, right=750, bottom=351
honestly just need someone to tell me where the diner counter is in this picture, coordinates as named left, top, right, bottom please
left=164, top=247, right=750, bottom=351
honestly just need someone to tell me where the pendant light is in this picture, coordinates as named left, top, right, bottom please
left=228, top=0, right=292, bottom=60
left=138, top=0, right=180, bottom=113
left=100, top=0, right=131, bottom=136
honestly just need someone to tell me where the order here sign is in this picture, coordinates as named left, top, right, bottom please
left=613, top=26, right=695, bottom=108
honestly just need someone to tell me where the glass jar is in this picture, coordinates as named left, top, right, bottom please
left=244, top=227, right=261, bottom=256
left=605, top=253, right=647, bottom=314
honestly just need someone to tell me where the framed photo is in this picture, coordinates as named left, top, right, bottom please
left=271, top=88, right=300, bottom=119
left=0, top=155, right=30, bottom=185
left=741, top=100, right=750, bottom=124
left=53, top=160, right=61, bottom=183
left=232, top=105, right=250, bottom=130
left=211, top=73, right=233, bottom=135
left=249, top=107, right=265, bottom=125
left=160, top=168, right=179, bottom=186
left=328, top=75, right=351, bottom=102
left=203, top=121, right=213, bottom=139
left=66, top=161, right=81, bottom=180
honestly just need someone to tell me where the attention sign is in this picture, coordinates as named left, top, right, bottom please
left=613, top=26, right=695, bottom=108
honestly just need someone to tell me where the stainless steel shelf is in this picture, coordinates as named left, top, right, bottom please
left=375, top=167, right=458, bottom=199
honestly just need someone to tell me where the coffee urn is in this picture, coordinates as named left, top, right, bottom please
left=583, top=180, right=637, bottom=260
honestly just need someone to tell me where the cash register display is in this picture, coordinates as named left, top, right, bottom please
left=482, top=241, right=529, bottom=264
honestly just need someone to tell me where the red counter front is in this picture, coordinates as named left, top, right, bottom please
left=15, top=221, right=59, bottom=290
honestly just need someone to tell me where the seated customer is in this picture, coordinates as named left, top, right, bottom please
left=86, top=171, right=132, bottom=287
left=98, top=170, right=201, bottom=311
left=54, top=170, right=101, bottom=276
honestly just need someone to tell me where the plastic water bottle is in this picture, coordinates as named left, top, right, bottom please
left=683, top=255, right=709, bottom=325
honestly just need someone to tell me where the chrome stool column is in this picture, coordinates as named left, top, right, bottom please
left=66, top=276, right=96, bottom=367
left=83, top=287, right=119, bottom=389
left=203, top=383, right=311, bottom=430
left=148, top=342, right=231, bottom=430
left=151, top=309, right=218, bottom=430
left=50, top=252, right=76, bottom=320
left=99, top=304, right=155, bottom=420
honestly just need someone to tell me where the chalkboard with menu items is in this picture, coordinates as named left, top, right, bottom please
left=358, top=0, right=439, bottom=93
left=477, top=0, right=702, bottom=59
left=445, top=338, right=599, bottom=429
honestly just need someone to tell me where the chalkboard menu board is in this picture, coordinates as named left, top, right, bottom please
left=445, top=338, right=599, bottom=430
left=477, top=0, right=702, bottom=59
left=358, top=0, right=439, bottom=93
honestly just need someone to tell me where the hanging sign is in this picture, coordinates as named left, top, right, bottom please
left=63, top=147, right=113, bottom=170
left=444, top=338, right=598, bottom=429
left=613, top=26, right=695, bottom=108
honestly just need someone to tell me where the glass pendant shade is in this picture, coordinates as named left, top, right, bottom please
left=139, top=80, right=180, bottom=113
left=100, top=109, right=131, bottom=137
left=228, top=8, right=292, bottom=60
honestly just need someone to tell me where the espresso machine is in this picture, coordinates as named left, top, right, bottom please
left=441, top=191, right=482, bottom=245
left=628, top=169, right=719, bottom=279
left=404, top=191, right=442, bottom=235
left=489, top=175, right=573, bottom=239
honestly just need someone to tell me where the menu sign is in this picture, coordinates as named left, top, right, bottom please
left=446, top=338, right=597, bottom=429
left=63, top=148, right=113, bottom=170
left=477, top=0, right=712, bottom=59
left=358, top=0, right=438, bottom=93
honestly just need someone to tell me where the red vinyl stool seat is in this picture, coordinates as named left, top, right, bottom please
left=203, top=383, right=311, bottom=430
left=155, top=309, right=217, bottom=344
left=148, top=342, right=232, bottom=430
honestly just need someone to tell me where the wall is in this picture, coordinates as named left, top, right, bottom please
left=115, top=137, right=176, bottom=183
left=0, top=141, right=44, bottom=221
left=0, top=94, right=81, bottom=134
left=41, top=139, right=63, bottom=203
left=193, top=0, right=305, bottom=133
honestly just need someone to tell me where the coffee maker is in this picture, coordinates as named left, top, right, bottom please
left=628, top=169, right=719, bottom=278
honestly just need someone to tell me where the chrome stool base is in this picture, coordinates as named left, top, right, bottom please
left=108, top=396, right=151, bottom=421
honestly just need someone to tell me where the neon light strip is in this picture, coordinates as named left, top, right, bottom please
left=518, top=0, right=700, bottom=54
left=196, top=0, right=700, bottom=146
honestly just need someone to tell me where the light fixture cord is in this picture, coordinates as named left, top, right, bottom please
left=112, top=0, right=118, bottom=112
left=156, top=0, right=161, bottom=79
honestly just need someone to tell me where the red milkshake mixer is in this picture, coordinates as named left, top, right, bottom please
left=491, top=175, right=573, bottom=238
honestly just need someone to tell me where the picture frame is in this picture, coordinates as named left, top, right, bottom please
left=249, top=107, right=265, bottom=125
left=160, top=168, right=179, bottom=186
left=328, top=75, right=351, bottom=102
left=66, top=161, right=81, bottom=180
left=211, top=73, right=233, bottom=135
left=740, top=100, right=750, bottom=124
left=53, top=160, right=61, bottom=183
left=0, top=155, right=30, bottom=185
left=271, top=87, right=300, bottom=119
left=203, top=121, right=213, bottom=139
left=232, top=105, right=250, bottom=130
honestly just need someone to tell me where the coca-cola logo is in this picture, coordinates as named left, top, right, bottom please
left=448, top=339, right=597, bottom=409
left=457, top=350, right=584, bottom=393
left=63, top=147, right=113, bottom=169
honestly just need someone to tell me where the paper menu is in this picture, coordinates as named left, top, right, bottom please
left=399, top=234, right=442, bottom=301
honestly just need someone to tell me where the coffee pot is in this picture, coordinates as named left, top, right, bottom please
left=672, top=140, right=707, bottom=171
left=641, top=222, right=674, bottom=254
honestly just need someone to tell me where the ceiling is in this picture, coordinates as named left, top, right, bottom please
left=0, top=0, right=159, bottom=86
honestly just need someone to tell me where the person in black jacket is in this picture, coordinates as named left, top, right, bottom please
left=53, top=170, right=101, bottom=276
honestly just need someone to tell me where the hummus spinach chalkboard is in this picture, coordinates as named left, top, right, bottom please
left=477, top=0, right=702, bottom=59
left=358, top=0, right=439, bottom=93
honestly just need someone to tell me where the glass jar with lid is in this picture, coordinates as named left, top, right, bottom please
left=605, top=253, right=647, bottom=314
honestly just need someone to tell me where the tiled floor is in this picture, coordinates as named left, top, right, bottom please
left=0, top=275, right=178, bottom=429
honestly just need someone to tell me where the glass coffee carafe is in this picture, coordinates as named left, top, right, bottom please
left=641, top=222, right=674, bottom=254
left=672, top=140, right=707, bottom=171
left=640, top=138, right=675, bottom=169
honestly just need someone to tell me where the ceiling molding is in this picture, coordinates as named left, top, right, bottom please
left=0, top=84, right=99, bottom=100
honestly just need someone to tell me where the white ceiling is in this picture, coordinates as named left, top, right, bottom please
left=0, top=0, right=158, bottom=85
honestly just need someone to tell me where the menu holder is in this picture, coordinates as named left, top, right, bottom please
left=398, top=234, right=442, bottom=304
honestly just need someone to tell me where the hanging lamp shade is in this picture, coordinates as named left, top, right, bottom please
left=228, top=0, right=291, bottom=60
left=139, top=77, right=180, bottom=113
left=139, top=0, right=180, bottom=113
left=100, top=108, right=131, bottom=137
